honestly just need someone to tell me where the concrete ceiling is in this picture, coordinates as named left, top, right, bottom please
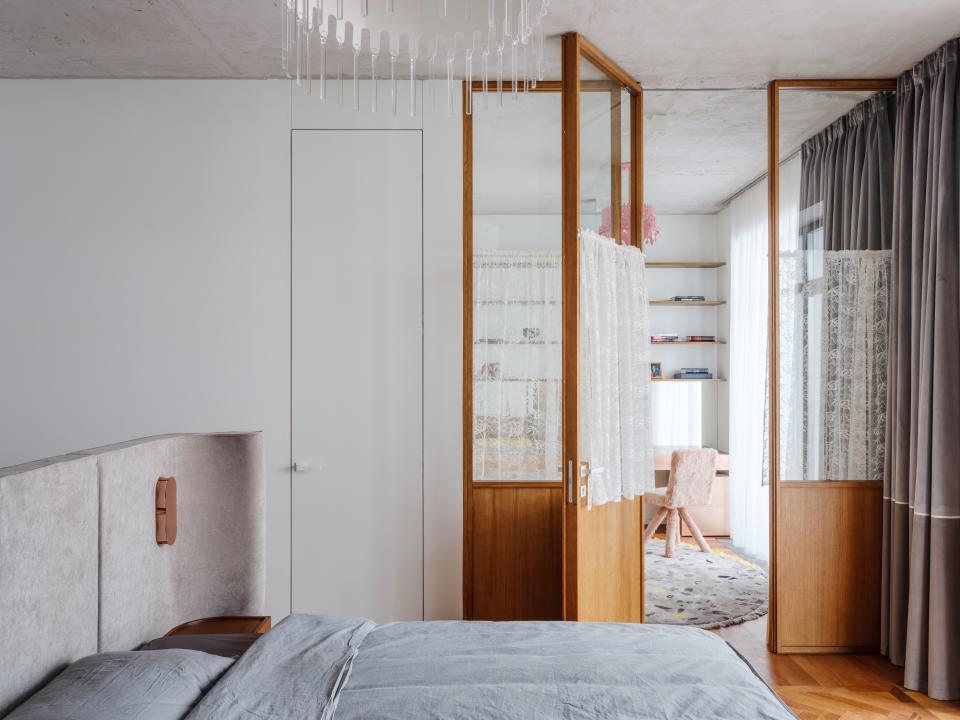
left=645, top=88, right=879, bottom=213
left=645, top=89, right=767, bottom=214
left=0, top=0, right=278, bottom=78
left=2, top=0, right=955, bottom=212
left=1, top=0, right=957, bottom=83
left=546, top=1, right=960, bottom=89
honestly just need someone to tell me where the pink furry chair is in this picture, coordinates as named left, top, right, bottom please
left=642, top=448, right=718, bottom=557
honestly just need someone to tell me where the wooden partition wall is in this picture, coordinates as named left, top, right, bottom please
left=767, top=79, right=896, bottom=653
left=466, top=71, right=896, bottom=637
left=463, top=33, right=644, bottom=621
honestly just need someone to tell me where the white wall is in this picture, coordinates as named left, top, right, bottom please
left=644, top=214, right=725, bottom=449
left=0, top=79, right=462, bottom=622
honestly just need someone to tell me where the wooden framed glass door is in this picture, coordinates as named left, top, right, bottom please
left=560, top=32, right=645, bottom=622
left=462, top=32, right=644, bottom=622
left=767, top=79, right=896, bottom=652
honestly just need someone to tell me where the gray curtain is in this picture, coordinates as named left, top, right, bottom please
left=799, top=92, right=897, bottom=251
left=882, top=37, right=960, bottom=701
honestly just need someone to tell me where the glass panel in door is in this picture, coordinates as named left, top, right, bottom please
left=471, top=90, right=563, bottom=483
left=777, top=88, right=894, bottom=484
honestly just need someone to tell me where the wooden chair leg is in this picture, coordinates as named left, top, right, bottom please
left=642, top=507, right=668, bottom=544
left=665, top=509, right=678, bottom=558
left=679, top=507, right=711, bottom=552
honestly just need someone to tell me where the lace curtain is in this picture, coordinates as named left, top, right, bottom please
left=473, top=251, right=562, bottom=481
left=821, top=251, right=891, bottom=480
left=579, top=229, right=654, bottom=506
left=780, top=249, right=891, bottom=481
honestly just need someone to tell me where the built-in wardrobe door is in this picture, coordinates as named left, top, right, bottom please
left=291, top=130, right=423, bottom=622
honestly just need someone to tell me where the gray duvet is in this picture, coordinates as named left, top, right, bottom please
left=188, top=614, right=796, bottom=720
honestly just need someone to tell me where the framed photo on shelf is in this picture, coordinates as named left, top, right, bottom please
left=650, top=361, right=662, bottom=379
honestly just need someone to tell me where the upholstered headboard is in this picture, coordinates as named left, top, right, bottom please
left=0, top=433, right=265, bottom=717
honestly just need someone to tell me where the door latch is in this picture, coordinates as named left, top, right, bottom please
left=577, top=463, right=605, bottom=500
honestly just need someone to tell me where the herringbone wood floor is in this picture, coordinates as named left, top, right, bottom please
left=715, top=615, right=960, bottom=719
left=649, top=534, right=959, bottom=718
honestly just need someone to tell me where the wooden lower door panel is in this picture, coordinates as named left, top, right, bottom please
left=574, top=496, right=644, bottom=622
left=471, top=486, right=562, bottom=620
left=776, top=483, right=883, bottom=652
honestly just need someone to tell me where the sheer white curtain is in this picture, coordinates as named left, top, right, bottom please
left=579, top=229, right=653, bottom=507
left=728, top=178, right=774, bottom=562
left=651, top=383, right=703, bottom=447
left=777, top=158, right=810, bottom=481
left=473, top=251, right=562, bottom=481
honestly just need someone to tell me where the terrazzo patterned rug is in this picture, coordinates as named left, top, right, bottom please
left=645, top=539, right=768, bottom=629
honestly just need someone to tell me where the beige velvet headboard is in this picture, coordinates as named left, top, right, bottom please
left=0, top=432, right=265, bottom=717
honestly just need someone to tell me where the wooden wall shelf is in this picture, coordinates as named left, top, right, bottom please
left=651, top=340, right=727, bottom=345
left=646, top=261, right=726, bottom=269
left=650, top=300, right=726, bottom=306
left=651, top=378, right=727, bottom=383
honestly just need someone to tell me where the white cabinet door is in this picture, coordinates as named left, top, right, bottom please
left=291, top=130, right=423, bottom=622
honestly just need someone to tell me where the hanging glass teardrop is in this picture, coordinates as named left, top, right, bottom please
left=465, top=52, right=473, bottom=115
left=353, top=48, right=360, bottom=111
left=391, top=54, right=398, bottom=115
left=371, top=49, right=378, bottom=113
left=318, top=34, right=327, bottom=99
left=410, top=57, right=417, bottom=117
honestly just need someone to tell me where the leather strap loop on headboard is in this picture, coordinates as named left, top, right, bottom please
left=156, top=476, right=177, bottom=545
left=97, top=433, right=265, bottom=652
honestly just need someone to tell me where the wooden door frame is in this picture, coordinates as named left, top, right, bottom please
left=561, top=31, right=643, bottom=621
left=766, top=78, right=896, bottom=653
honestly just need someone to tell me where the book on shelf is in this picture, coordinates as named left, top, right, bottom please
left=651, top=334, right=718, bottom=343
left=670, top=295, right=706, bottom=302
left=674, top=368, right=713, bottom=379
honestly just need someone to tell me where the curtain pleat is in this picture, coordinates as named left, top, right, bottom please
left=800, top=92, right=896, bottom=251
left=882, top=37, right=960, bottom=701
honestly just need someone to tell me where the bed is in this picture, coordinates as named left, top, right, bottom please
left=1, top=434, right=795, bottom=720
left=193, top=614, right=795, bottom=719
left=8, top=614, right=795, bottom=719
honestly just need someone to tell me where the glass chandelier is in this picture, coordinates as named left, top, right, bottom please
left=280, top=0, right=550, bottom=115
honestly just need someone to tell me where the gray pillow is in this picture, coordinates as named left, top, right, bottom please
left=6, top=649, right=232, bottom=720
